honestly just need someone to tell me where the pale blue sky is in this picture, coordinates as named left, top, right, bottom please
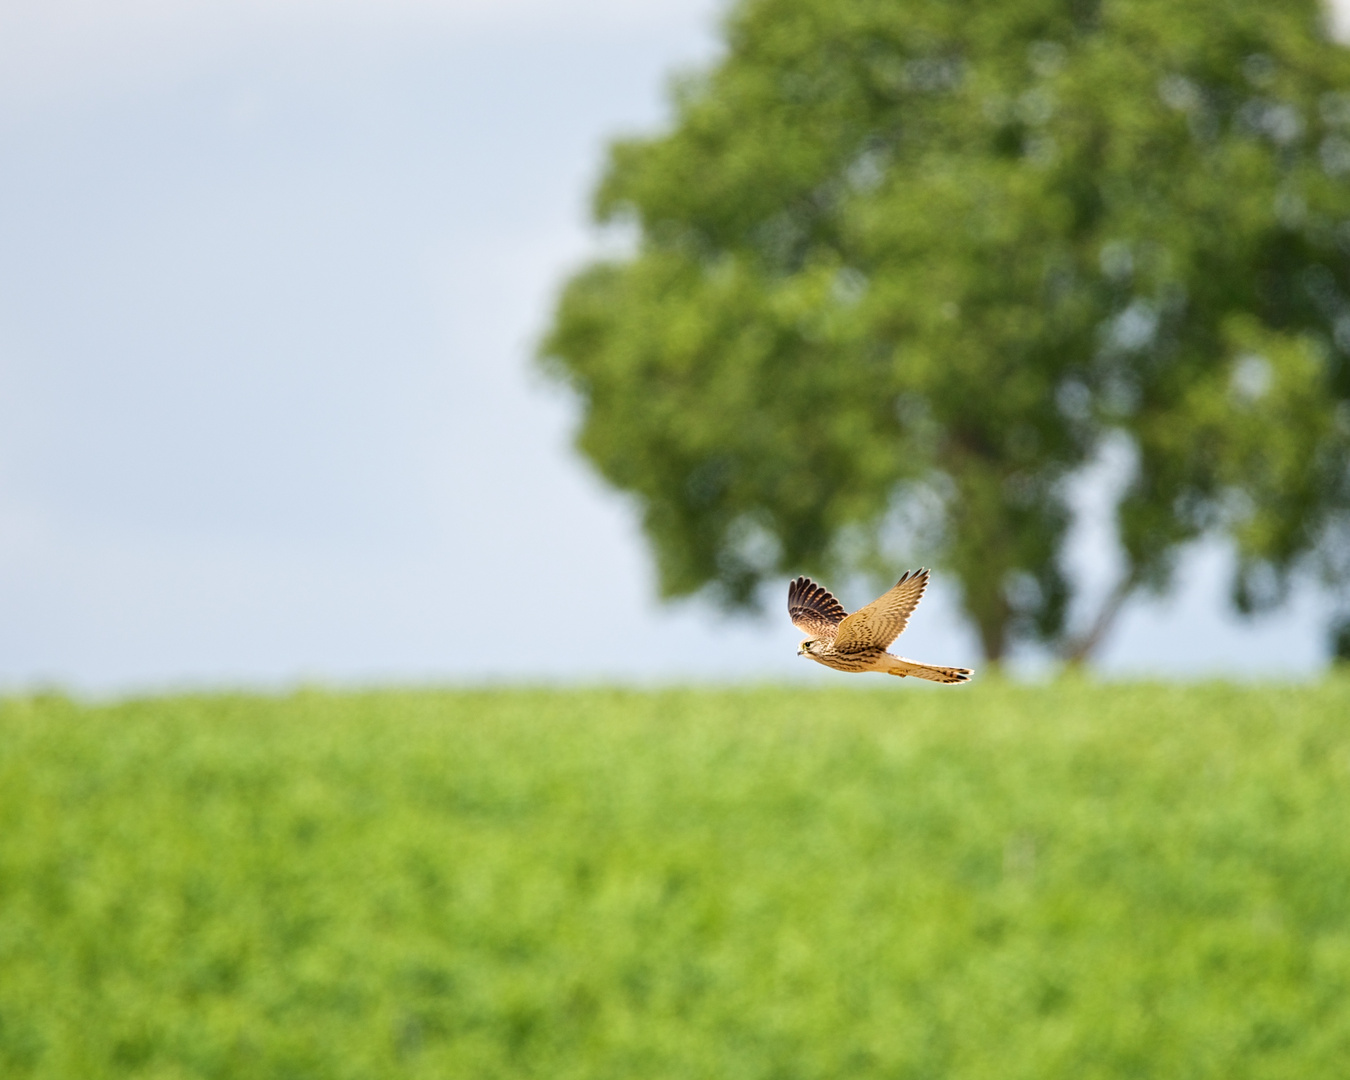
left=0, top=0, right=1340, bottom=692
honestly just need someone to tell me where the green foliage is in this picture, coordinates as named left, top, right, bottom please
left=540, top=0, right=1350, bottom=659
left=3, top=683, right=1350, bottom=1078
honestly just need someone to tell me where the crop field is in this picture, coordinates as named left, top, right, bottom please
left=2, top=681, right=1350, bottom=1079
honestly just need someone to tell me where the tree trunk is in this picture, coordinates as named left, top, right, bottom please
left=975, top=610, right=1008, bottom=665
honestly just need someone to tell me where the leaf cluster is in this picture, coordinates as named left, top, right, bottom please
left=542, top=0, right=1350, bottom=658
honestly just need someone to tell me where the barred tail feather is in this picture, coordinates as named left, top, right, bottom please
left=885, top=655, right=972, bottom=684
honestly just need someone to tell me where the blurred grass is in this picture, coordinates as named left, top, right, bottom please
left=2, top=681, right=1349, bottom=1079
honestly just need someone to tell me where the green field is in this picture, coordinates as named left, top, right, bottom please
left=2, top=681, right=1350, bottom=1079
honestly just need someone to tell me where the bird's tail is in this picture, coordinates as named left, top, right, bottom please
left=885, top=655, right=972, bottom=684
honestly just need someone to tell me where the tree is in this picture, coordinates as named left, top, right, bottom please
left=540, top=0, right=1350, bottom=663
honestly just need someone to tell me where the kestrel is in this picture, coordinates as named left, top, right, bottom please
left=788, top=570, right=972, bottom=683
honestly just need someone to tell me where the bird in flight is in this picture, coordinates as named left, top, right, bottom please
left=788, top=570, right=972, bottom=683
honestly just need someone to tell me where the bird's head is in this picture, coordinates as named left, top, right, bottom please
left=798, top=638, right=817, bottom=657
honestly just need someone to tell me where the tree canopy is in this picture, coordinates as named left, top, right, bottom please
left=540, top=0, right=1350, bottom=661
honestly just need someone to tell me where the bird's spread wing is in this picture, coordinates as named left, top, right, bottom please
left=833, top=569, right=929, bottom=653
left=788, top=576, right=848, bottom=640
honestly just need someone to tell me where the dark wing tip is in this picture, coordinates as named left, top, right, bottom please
left=787, top=575, right=848, bottom=625
left=788, top=574, right=826, bottom=602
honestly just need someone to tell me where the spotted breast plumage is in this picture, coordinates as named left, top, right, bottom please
left=788, top=570, right=972, bottom=683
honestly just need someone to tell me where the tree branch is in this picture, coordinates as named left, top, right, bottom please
left=1061, top=570, right=1139, bottom=665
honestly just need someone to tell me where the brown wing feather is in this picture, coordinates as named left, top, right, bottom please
left=833, top=569, right=929, bottom=653
left=787, top=576, right=848, bottom=640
